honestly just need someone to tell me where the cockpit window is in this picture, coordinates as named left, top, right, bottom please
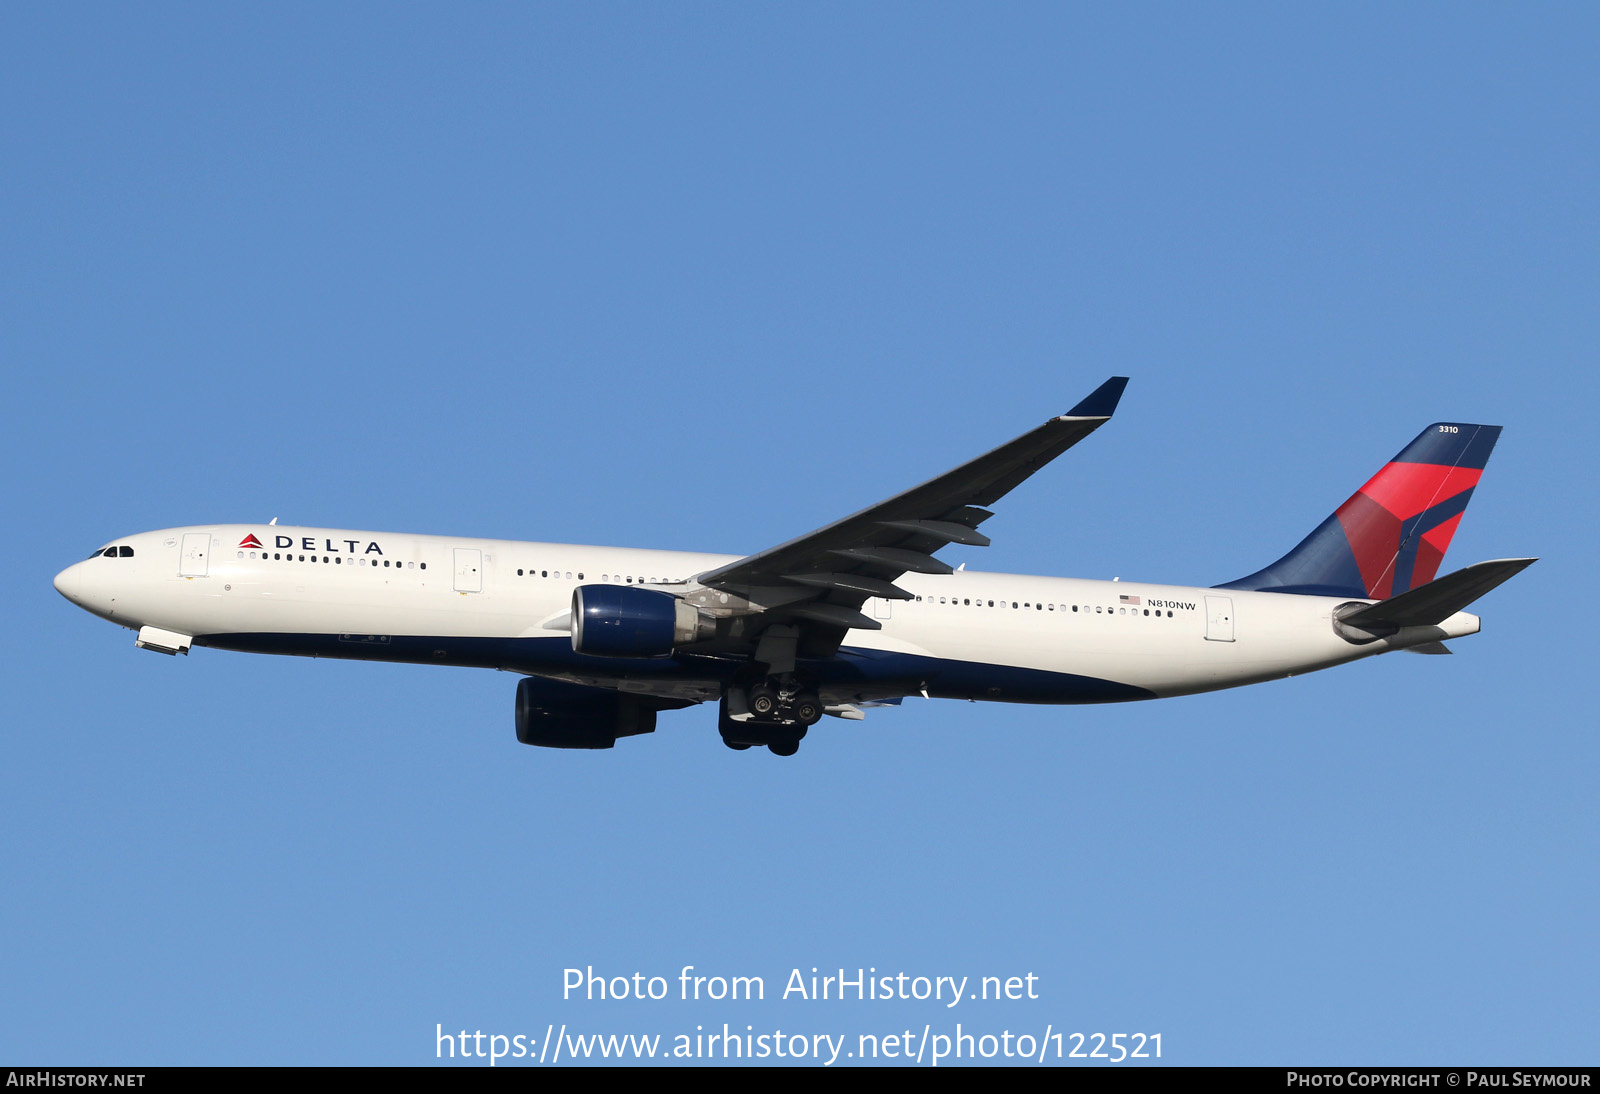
left=118, top=546, right=134, bottom=557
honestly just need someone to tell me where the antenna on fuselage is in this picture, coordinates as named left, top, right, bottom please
left=269, top=517, right=278, bottom=525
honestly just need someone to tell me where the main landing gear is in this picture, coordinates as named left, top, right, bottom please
left=719, top=675, right=823, bottom=757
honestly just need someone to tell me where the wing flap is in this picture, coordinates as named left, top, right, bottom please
left=782, top=572, right=915, bottom=600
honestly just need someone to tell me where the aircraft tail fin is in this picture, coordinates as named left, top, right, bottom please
left=1218, top=423, right=1502, bottom=599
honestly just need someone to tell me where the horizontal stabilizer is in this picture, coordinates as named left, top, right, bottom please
left=1339, top=558, right=1537, bottom=630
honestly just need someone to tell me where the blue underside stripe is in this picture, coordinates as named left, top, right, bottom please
left=199, top=632, right=1156, bottom=705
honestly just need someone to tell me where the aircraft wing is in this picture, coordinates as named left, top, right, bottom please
left=690, top=376, right=1128, bottom=659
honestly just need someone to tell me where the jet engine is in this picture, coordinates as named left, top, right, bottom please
left=515, top=676, right=659, bottom=749
left=570, top=584, right=714, bottom=657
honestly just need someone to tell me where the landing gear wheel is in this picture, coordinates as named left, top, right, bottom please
left=748, top=685, right=778, bottom=718
left=723, top=739, right=752, bottom=751
left=792, top=694, right=823, bottom=726
left=769, top=740, right=800, bottom=757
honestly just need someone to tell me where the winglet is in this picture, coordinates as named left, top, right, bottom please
left=1065, top=376, right=1130, bottom=419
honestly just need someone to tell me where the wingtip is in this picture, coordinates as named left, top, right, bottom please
left=1065, top=376, right=1130, bottom=419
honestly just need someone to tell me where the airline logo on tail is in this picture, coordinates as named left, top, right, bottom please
left=1221, top=422, right=1501, bottom=600
left=1337, top=425, right=1492, bottom=599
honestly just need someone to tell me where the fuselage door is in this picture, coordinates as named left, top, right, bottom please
left=180, top=533, right=210, bottom=577
left=1204, top=595, right=1235, bottom=642
left=453, top=547, right=483, bottom=593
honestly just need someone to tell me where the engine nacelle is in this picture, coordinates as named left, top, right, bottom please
left=570, top=584, right=713, bottom=657
left=515, top=676, right=657, bottom=749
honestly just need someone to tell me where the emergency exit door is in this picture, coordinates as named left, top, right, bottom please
left=180, top=533, right=210, bottom=577
left=453, top=548, right=482, bottom=593
left=1204, top=595, right=1235, bottom=642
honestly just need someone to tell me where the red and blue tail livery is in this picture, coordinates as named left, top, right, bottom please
left=1220, top=423, right=1501, bottom=600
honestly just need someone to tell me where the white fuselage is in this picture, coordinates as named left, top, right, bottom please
left=54, top=524, right=1482, bottom=706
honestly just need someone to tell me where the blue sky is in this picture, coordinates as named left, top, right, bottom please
left=3, top=4, right=1595, bottom=1066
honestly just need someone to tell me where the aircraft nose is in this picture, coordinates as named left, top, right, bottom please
left=54, top=561, right=85, bottom=603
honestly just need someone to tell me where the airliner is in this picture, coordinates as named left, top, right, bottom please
left=53, top=378, right=1533, bottom=756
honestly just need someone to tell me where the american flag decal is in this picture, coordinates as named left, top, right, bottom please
left=1119, top=594, right=1141, bottom=605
